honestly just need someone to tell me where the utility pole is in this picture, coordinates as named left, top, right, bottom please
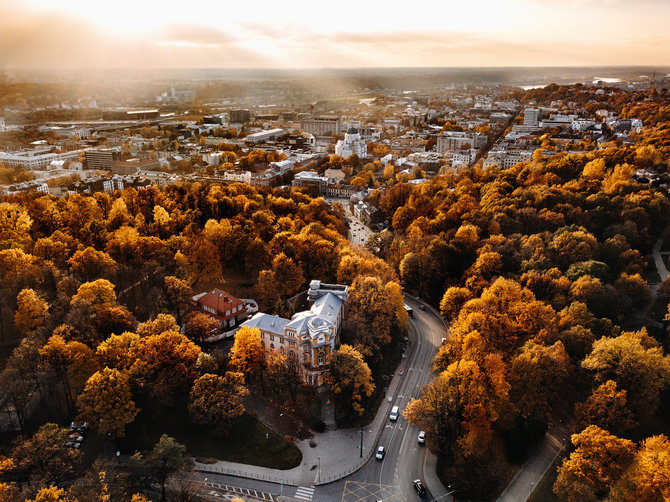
left=360, top=429, right=363, bottom=458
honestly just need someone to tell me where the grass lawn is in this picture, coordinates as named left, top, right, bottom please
left=117, top=409, right=302, bottom=470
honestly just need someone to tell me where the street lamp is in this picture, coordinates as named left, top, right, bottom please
left=317, top=457, right=321, bottom=483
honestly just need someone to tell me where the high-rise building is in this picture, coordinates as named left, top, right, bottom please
left=524, top=108, right=540, bottom=127
left=229, top=109, right=251, bottom=123
left=301, top=116, right=341, bottom=138
left=85, top=149, right=121, bottom=171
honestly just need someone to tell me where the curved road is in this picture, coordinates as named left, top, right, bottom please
left=197, top=297, right=450, bottom=502
left=318, top=297, right=449, bottom=502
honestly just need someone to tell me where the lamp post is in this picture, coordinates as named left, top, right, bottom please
left=360, top=429, right=363, bottom=458
left=317, top=457, right=321, bottom=483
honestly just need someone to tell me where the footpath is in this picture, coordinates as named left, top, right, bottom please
left=197, top=370, right=408, bottom=486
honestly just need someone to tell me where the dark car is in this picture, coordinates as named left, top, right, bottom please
left=413, top=479, right=426, bottom=496
left=419, top=305, right=426, bottom=311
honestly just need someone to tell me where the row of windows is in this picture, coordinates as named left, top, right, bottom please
left=260, top=341, right=326, bottom=365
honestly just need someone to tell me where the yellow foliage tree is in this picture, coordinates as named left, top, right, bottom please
left=14, top=288, right=49, bottom=337
left=77, top=368, right=139, bottom=438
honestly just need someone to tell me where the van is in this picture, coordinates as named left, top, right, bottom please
left=390, top=405, right=399, bottom=421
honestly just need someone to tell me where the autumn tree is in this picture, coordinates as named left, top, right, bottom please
left=184, top=312, right=218, bottom=344
left=67, top=247, right=117, bottom=282
left=581, top=330, right=670, bottom=419
left=164, top=276, right=191, bottom=326
left=14, top=288, right=49, bottom=337
left=574, top=380, right=637, bottom=436
left=77, top=368, right=139, bottom=438
left=405, top=354, right=509, bottom=458
left=9, top=423, right=80, bottom=484
left=325, top=345, right=374, bottom=416
left=553, top=425, right=635, bottom=502
left=96, top=331, right=139, bottom=370
left=40, top=335, right=99, bottom=411
left=188, top=372, right=248, bottom=435
left=25, top=486, right=70, bottom=502
left=131, top=331, right=202, bottom=407
left=610, top=434, right=670, bottom=502
left=71, top=279, right=117, bottom=311
left=346, top=276, right=397, bottom=356
left=229, top=326, right=266, bottom=387
left=509, top=340, right=572, bottom=420
left=136, top=313, right=179, bottom=338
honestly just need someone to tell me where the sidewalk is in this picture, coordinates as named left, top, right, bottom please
left=196, top=369, right=405, bottom=486
left=496, top=422, right=569, bottom=502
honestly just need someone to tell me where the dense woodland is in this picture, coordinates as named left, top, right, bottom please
left=0, top=84, right=670, bottom=500
left=0, top=181, right=405, bottom=500
left=395, top=87, right=670, bottom=500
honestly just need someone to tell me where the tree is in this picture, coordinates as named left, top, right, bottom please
left=188, top=372, right=248, bottom=435
left=67, top=247, right=117, bottom=282
left=129, top=435, right=193, bottom=501
left=229, top=326, right=266, bottom=386
left=10, top=423, right=80, bottom=484
left=71, top=279, right=117, bottom=311
left=325, top=345, right=374, bottom=416
left=131, top=332, right=202, bottom=407
left=440, top=287, right=471, bottom=321
left=14, top=288, right=49, bottom=337
left=346, top=276, right=396, bottom=356
left=553, top=425, right=635, bottom=502
left=581, top=330, right=670, bottom=419
left=271, top=253, right=304, bottom=297
left=257, top=269, right=280, bottom=306
left=610, top=435, right=670, bottom=502
left=40, top=335, right=99, bottom=411
left=574, top=380, right=637, bottom=436
left=77, top=368, right=139, bottom=438
left=164, top=276, right=191, bottom=326
left=25, top=486, right=69, bottom=502
left=509, top=341, right=572, bottom=420
left=184, top=313, right=218, bottom=344
left=136, top=313, right=179, bottom=338
left=96, top=332, right=139, bottom=370
left=405, top=355, right=509, bottom=458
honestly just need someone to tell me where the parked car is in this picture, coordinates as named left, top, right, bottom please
left=413, top=479, right=426, bottom=496
left=376, top=446, right=385, bottom=460
left=418, top=431, right=425, bottom=444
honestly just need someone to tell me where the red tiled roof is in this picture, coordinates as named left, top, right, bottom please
left=193, top=288, right=246, bottom=319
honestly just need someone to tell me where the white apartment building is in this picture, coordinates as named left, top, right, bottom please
left=302, top=116, right=341, bottom=138
left=524, top=108, right=540, bottom=127
left=436, top=132, right=487, bottom=153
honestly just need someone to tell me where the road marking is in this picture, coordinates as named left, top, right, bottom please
left=295, top=486, right=315, bottom=501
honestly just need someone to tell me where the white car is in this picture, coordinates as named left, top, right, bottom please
left=376, top=446, right=385, bottom=460
left=418, top=431, right=425, bottom=444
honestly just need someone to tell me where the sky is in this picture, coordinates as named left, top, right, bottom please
left=1, top=0, right=670, bottom=69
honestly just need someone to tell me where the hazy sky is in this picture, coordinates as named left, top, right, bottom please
left=2, top=0, right=670, bottom=69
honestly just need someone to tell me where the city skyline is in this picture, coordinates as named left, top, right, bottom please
left=2, top=0, right=670, bottom=69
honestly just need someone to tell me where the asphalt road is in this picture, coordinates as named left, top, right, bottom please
left=318, top=298, right=447, bottom=502
left=196, top=299, right=448, bottom=502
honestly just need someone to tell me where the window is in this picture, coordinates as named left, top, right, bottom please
left=261, top=341, right=265, bottom=348
left=270, top=343, right=274, bottom=350
left=289, top=341, right=296, bottom=347
left=225, top=309, right=230, bottom=316
left=318, top=352, right=325, bottom=365
left=280, top=337, right=284, bottom=344
left=270, top=335, right=274, bottom=341
left=303, top=353, right=310, bottom=362
left=260, top=332, right=265, bottom=338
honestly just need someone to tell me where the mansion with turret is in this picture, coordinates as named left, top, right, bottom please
left=242, top=280, right=349, bottom=386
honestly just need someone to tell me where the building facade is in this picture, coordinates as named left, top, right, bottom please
left=191, top=288, right=248, bottom=330
left=335, top=128, right=367, bottom=158
left=302, top=116, right=341, bottom=138
left=241, top=280, right=348, bottom=386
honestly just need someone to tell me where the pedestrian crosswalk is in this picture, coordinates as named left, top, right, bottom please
left=294, top=486, right=315, bottom=501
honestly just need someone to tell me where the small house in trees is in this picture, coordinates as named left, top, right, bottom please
left=191, top=289, right=248, bottom=330
left=241, top=280, right=349, bottom=387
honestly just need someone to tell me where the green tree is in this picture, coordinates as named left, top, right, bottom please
left=129, top=435, right=193, bottom=501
